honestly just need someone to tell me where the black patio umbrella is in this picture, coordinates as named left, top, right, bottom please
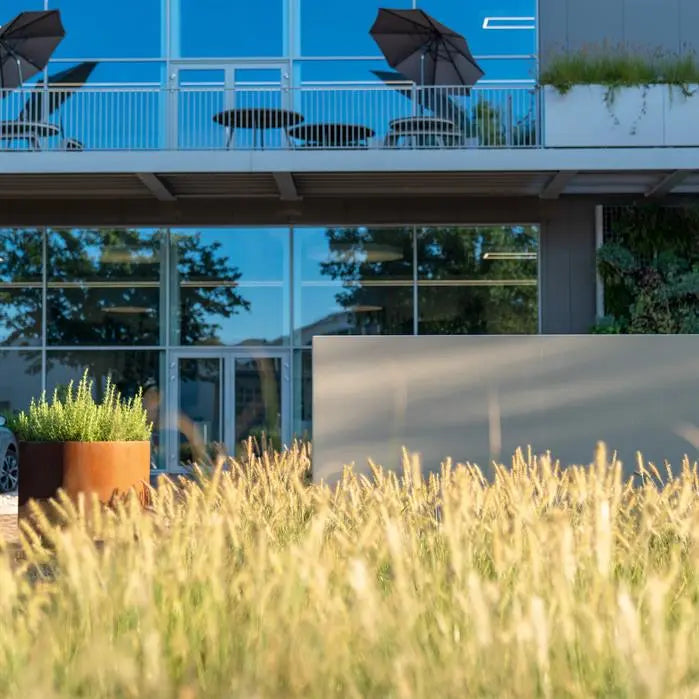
left=18, top=61, right=97, bottom=122
left=0, top=10, right=65, bottom=90
left=369, top=9, right=483, bottom=87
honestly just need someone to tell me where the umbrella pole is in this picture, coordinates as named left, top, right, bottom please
left=419, top=52, right=425, bottom=116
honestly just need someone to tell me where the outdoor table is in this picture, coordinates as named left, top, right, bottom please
left=0, top=120, right=60, bottom=150
left=286, top=123, right=376, bottom=148
left=213, top=107, right=304, bottom=149
left=385, top=116, right=458, bottom=147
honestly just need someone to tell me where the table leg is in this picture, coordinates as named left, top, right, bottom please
left=226, top=128, right=234, bottom=150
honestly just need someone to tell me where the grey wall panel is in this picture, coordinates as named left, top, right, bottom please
left=539, top=0, right=697, bottom=69
left=680, top=0, right=699, bottom=54
left=567, top=206, right=597, bottom=332
left=538, top=0, right=569, bottom=59
left=567, top=0, right=624, bottom=50
left=624, top=0, right=681, bottom=55
left=540, top=202, right=597, bottom=333
left=313, top=335, right=699, bottom=484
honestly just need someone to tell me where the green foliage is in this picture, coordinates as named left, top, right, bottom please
left=7, top=369, right=152, bottom=442
left=540, top=49, right=699, bottom=94
left=594, top=206, right=699, bottom=334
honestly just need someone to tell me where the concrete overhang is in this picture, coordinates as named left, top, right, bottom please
left=0, top=149, right=697, bottom=221
left=1, top=146, right=699, bottom=175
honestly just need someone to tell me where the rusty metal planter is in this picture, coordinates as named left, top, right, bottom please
left=18, top=441, right=150, bottom=513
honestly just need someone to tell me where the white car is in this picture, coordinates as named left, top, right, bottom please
left=0, top=416, right=18, bottom=493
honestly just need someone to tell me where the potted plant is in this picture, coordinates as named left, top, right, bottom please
left=540, top=48, right=699, bottom=147
left=7, top=370, right=152, bottom=516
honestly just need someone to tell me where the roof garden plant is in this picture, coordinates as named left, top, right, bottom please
left=540, top=46, right=699, bottom=135
left=7, top=370, right=152, bottom=442
left=540, top=47, right=699, bottom=95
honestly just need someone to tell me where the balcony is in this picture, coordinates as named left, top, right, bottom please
left=2, top=82, right=699, bottom=215
left=0, top=84, right=539, bottom=152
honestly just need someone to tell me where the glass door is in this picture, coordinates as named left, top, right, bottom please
left=169, top=62, right=291, bottom=149
left=168, top=350, right=289, bottom=469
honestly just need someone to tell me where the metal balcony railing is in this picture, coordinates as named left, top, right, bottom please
left=0, top=85, right=539, bottom=152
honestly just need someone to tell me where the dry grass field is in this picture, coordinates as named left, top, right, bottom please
left=1, top=442, right=698, bottom=698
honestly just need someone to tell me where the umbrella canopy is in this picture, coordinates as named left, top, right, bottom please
left=18, top=61, right=97, bottom=122
left=370, top=9, right=483, bottom=87
left=0, top=10, right=65, bottom=90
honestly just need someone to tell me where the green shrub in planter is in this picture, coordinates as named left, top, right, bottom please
left=7, top=370, right=152, bottom=443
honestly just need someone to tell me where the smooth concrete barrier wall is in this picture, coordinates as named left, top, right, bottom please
left=312, top=335, right=699, bottom=484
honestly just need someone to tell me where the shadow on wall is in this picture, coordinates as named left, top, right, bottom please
left=312, top=335, right=699, bottom=484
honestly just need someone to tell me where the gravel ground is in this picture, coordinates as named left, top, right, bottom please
left=0, top=490, right=18, bottom=515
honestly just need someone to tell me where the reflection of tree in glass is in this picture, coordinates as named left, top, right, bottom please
left=0, top=228, right=251, bottom=389
left=174, top=232, right=251, bottom=346
left=320, top=226, right=413, bottom=335
left=0, top=229, right=43, bottom=347
left=419, top=225, right=538, bottom=334
left=320, top=225, right=538, bottom=335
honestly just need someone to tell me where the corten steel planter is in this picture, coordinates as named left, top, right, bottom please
left=18, top=441, right=150, bottom=514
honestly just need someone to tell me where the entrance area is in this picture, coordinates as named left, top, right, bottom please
left=167, top=350, right=289, bottom=469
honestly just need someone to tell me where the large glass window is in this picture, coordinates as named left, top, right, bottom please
left=0, top=351, right=42, bottom=412
left=301, top=0, right=400, bottom=57
left=170, top=228, right=290, bottom=346
left=47, top=229, right=163, bottom=347
left=293, top=349, right=312, bottom=439
left=294, top=226, right=414, bottom=346
left=417, top=225, right=539, bottom=334
left=180, top=1, right=285, bottom=58
left=48, top=1, right=162, bottom=58
left=0, top=229, right=43, bottom=347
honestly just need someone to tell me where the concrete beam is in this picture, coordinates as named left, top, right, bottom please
left=0, top=195, right=602, bottom=228
left=540, top=170, right=577, bottom=199
left=272, top=172, right=301, bottom=201
left=136, top=172, right=177, bottom=201
left=645, top=169, right=692, bottom=198
left=4, top=147, right=699, bottom=175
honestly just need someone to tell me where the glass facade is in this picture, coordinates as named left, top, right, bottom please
left=0, top=225, right=539, bottom=466
left=9, top=0, right=536, bottom=86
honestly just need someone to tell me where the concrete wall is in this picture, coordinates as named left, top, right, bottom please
left=538, top=0, right=699, bottom=68
left=313, top=335, right=699, bottom=484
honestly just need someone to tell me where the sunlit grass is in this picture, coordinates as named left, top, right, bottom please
left=1, top=442, right=699, bottom=698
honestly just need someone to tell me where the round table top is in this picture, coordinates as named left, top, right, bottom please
left=389, top=116, right=456, bottom=133
left=213, top=107, right=304, bottom=129
left=287, top=122, right=375, bottom=143
left=0, top=120, right=61, bottom=138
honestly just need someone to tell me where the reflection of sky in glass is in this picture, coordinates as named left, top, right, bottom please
left=16, top=0, right=536, bottom=81
left=172, top=228, right=289, bottom=346
left=0, top=351, right=42, bottom=412
left=294, top=227, right=414, bottom=340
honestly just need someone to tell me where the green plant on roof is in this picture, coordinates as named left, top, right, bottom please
left=6, top=369, right=152, bottom=442
left=540, top=48, right=699, bottom=95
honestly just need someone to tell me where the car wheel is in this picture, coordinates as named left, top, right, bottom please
left=0, top=446, right=18, bottom=493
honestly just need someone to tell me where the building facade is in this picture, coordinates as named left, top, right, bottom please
left=0, top=0, right=696, bottom=470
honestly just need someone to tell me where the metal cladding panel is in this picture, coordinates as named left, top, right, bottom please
left=313, top=335, right=699, bottom=484
left=294, top=172, right=550, bottom=196
left=0, top=174, right=150, bottom=198
left=161, top=173, right=279, bottom=197
left=539, top=0, right=697, bottom=69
